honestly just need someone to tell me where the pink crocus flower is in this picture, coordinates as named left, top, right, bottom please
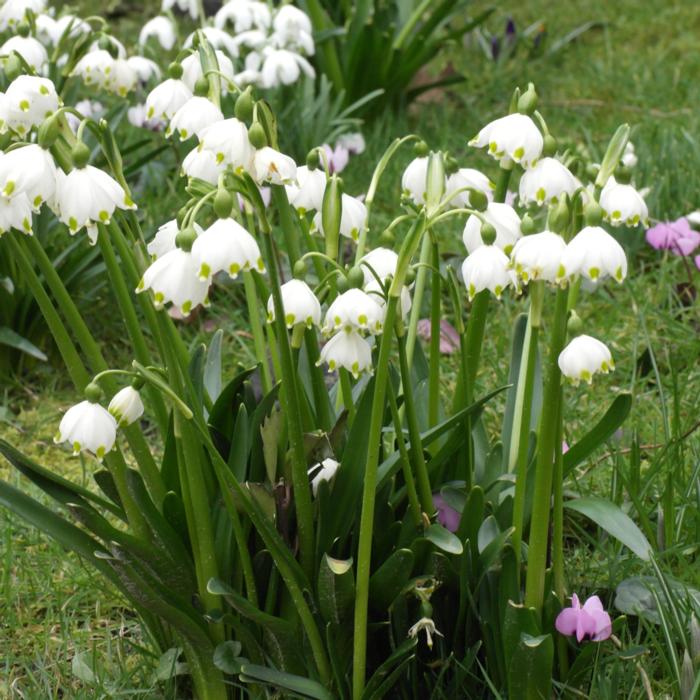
left=432, top=493, right=460, bottom=533
left=555, top=593, right=612, bottom=642
left=322, top=143, right=350, bottom=174
left=645, top=217, right=700, bottom=256
left=417, top=319, right=460, bottom=355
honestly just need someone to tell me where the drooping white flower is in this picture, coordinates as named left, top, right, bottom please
left=621, top=141, right=637, bottom=169
left=198, top=118, right=255, bottom=171
left=127, top=103, right=165, bottom=131
left=510, top=231, right=567, bottom=284
left=285, top=165, right=326, bottom=213
left=147, top=220, right=202, bottom=259
left=259, top=47, right=315, bottom=88
left=168, top=96, right=224, bottom=141
left=190, top=218, right=264, bottom=279
left=312, top=193, right=367, bottom=242
left=254, top=147, right=297, bottom=185
left=267, top=279, right=321, bottom=328
left=88, top=35, right=126, bottom=59
left=559, top=226, right=627, bottom=284
left=558, top=335, right=614, bottom=385
left=182, top=146, right=226, bottom=185
left=272, top=5, right=314, bottom=55
left=162, top=0, right=198, bottom=20
left=55, top=166, right=136, bottom=244
left=0, top=0, right=46, bottom=30
left=137, top=248, right=210, bottom=315
left=1, top=36, right=48, bottom=73
left=337, top=132, right=365, bottom=155
left=214, top=0, right=271, bottom=32
left=0, top=144, right=57, bottom=210
left=469, top=113, right=543, bottom=168
left=0, top=192, right=33, bottom=236
left=54, top=399, right=117, bottom=460
left=145, top=78, right=192, bottom=121
left=181, top=50, right=236, bottom=93
left=461, top=245, right=514, bottom=300
left=599, top=177, right=649, bottom=227
left=324, top=288, right=384, bottom=335
left=519, top=157, right=579, bottom=206
left=106, top=58, right=138, bottom=97
left=184, top=27, right=239, bottom=58
left=127, top=56, right=161, bottom=84
left=308, top=457, right=339, bottom=496
left=108, top=386, right=145, bottom=427
left=72, top=49, right=115, bottom=90
left=361, top=247, right=399, bottom=285
left=3, top=75, right=59, bottom=135
left=52, top=14, right=90, bottom=42
left=462, top=202, right=522, bottom=254
left=139, top=16, right=177, bottom=50
left=446, top=167, right=494, bottom=207
left=319, top=329, right=372, bottom=378
left=401, top=157, right=429, bottom=205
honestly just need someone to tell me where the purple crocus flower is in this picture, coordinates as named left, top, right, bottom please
left=417, top=319, right=460, bottom=355
left=321, top=143, right=350, bottom=174
left=645, top=217, right=700, bottom=256
left=555, top=593, right=612, bottom=642
left=432, top=494, right=460, bottom=533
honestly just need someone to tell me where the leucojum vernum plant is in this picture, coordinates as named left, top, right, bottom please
left=0, top=3, right=664, bottom=699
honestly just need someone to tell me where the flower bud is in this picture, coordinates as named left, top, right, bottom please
left=414, top=140, right=429, bottom=158
left=248, top=121, right=267, bottom=149
left=468, top=188, right=488, bottom=212
left=3, top=53, right=23, bottom=81
left=71, top=142, right=91, bottom=169
left=168, top=62, right=183, bottom=79
left=234, top=87, right=254, bottom=122
left=404, top=267, right=416, bottom=286
left=480, top=222, right=497, bottom=246
left=335, top=272, right=349, bottom=294
left=17, top=23, right=30, bottom=38
left=306, top=148, right=320, bottom=170
left=347, top=266, right=364, bottom=289
left=194, top=76, right=209, bottom=97
left=37, top=116, right=60, bottom=149
left=379, top=229, right=395, bottom=248
left=583, top=200, right=604, bottom=227
left=517, top=83, right=538, bottom=115
left=293, top=259, right=307, bottom=280
left=567, top=310, right=583, bottom=335
left=444, top=155, right=459, bottom=176
left=543, top=134, right=558, bottom=157
left=175, top=226, right=197, bottom=252
left=520, top=213, right=536, bottom=235
left=84, top=382, right=103, bottom=403
left=425, top=151, right=446, bottom=214
left=549, top=196, right=570, bottom=234
left=213, top=188, right=233, bottom=219
left=614, top=165, right=632, bottom=184
left=321, top=175, right=343, bottom=259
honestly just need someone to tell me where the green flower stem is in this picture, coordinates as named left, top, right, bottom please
left=404, top=233, right=431, bottom=367
left=298, top=216, right=326, bottom=282
left=511, top=282, right=544, bottom=573
left=271, top=185, right=302, bottom=266
left=339, top=368, right=356, bottom=425
left=428, top=236, right=441, bottom=427
left=524, top=286, right=569, bottom=614
left=387, top=382, right=422, bottom=529
left=352, top=293, right=399, bottom=700
left=7, top=235, right=89, bottom=389
left=243, top=271, right=273, bottom=394
left=260, top=223, right=315, bottom=581
left=304, top=329, right=333, bottom=432
left=493, top=164, right=513, bottom=203
left=397, top=329, right=434, bottom=515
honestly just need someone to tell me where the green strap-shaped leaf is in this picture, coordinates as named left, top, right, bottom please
left=239, top=664, right=335, bottom=700
left=0, top=326, right=47, bottom=360
left=508, top=633, right=554, bottom=700
left=369, top=548, right=414, bottom=613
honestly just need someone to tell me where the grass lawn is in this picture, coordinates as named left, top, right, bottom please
left=2, top=0, right=700, bottom=696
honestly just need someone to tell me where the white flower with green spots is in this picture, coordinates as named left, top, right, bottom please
left=318, top=329, right=372, bottom=379
left=469, top=113, right=543, bottom=169
left=167, top=96, right=223, bottom=141
left=599, top=177, right=649, bottom=227
left=54, top=400, right=117, bottom=461
left=72, top=49, right=116, bottom=91
left=0, top=191, right=32, bottom=236
left=285, top=165, right=326, bottom=213
left=323, top=288, right=385, bottom=336
left=1, top=35, right=48, bottom=74
left=108, top=386, right=145, bottom=427
left=55, top=165, right=136, bottom=244
left=518, top=157, right=579, bottom=206
left=401, top=156, right=431, bottom=205
left=558, top=226, right=627, bottom=285
left=147, top=219, right=203, bottom=260
left=558, top=335, right=614, bottom=385
left=254, top=146, right=297, bottom=185
left=461, top=244, right=514, bottom=301
left=145, top=78, right=192, bottom=121
left=0, top=144, right=57, bottom=211
left=462, top=202, right=522, bottom=255
left=198, top=118, right=255, bottom=172
left=446, top=167, right=494, bottom=207
left=2, top=75, right=59, bottom=135
left=180, top=50, right=236, bottom=94
left=267, top=279, right=321, bottom=328
left=510, top=230, right=567, bottom=284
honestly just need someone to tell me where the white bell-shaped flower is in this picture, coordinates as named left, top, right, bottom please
left=312, top=193, right=367, bottom=242
left=127, top=103, right=165, bottom=131
left=0, top=144, right=57, bottom=210
left=446, top=168, right=494, bottom=207
left=52, top=14, right=90, bottom=42
left=145, top=78, right=192, bottom=121
left=599, top=177, right=649, bottom=227
left=137, top=247, right=209, bottom=315
left=285, top=165, right=326, bottom=213
left=215, top=0, right=271, bottom=32
left=3, top=75, right=59, bottom=135
left=510, top=231, right=567, bottom=284
left=319, top=329, right=372, bottom=378
left=191, top=218, right=264, bottom=280
left=621, top=142, right=637, bottom=169
left=558, top=335, right=614, bottom=385
left=55, top=400, right=117, bottom=461
left=72, top=49, right=115, bottom=90
left=260, top=48, right=314, bottom=88
left=361, top=247, right=398, bottom=285
left=559, top=226, right=627, bottom=284
left=181, top=50, right=236, bottom=93
left=267, top=279, right=321, bottom=328
left=162, top=0, right=198, bottom=19
left=127, top=56, right=161, bottom=84
left=55, top=166, right=136, bottom=244
left=168, top=96, right=224, bottom=141
left=469, top=113, right=543, bottom=168
left=254, top=147, right=297, bottom=185
left=518, top=157, right=579, bottom=206
left=139, top=16, right=176, bottom=51
left=461, top=245, right=514, bottom=301
left=273, top=5, right=313, bottom=44
left=108, top=386, right=144, bottom=427
left=309, top=457, right=339, bottom=496
left=401, top=156, right=430, bottom=205
left=324, top=288, right=384, bottom=335
left=182, top=146, right=225, bottom=185
left=462, top=202, right=521, bottom=254
left=184, top=27, right=239, bottom=58
left=0, top=192, right=33, bottom=235
left=198, top=118, right=255, bottom=172
left=1, top=36, right=48, bottom=73
left=105, top=58, right=138, bottom=97
left=147, top=220, right=203, bottom=259
left=0, top=0, right=46, bottom=30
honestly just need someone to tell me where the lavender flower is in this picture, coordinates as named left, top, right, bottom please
left=433, top=493, right=460, bottom=532
left=555, top=593, right=612, bottom=642
left=645, top=217, right=700, bottom=256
